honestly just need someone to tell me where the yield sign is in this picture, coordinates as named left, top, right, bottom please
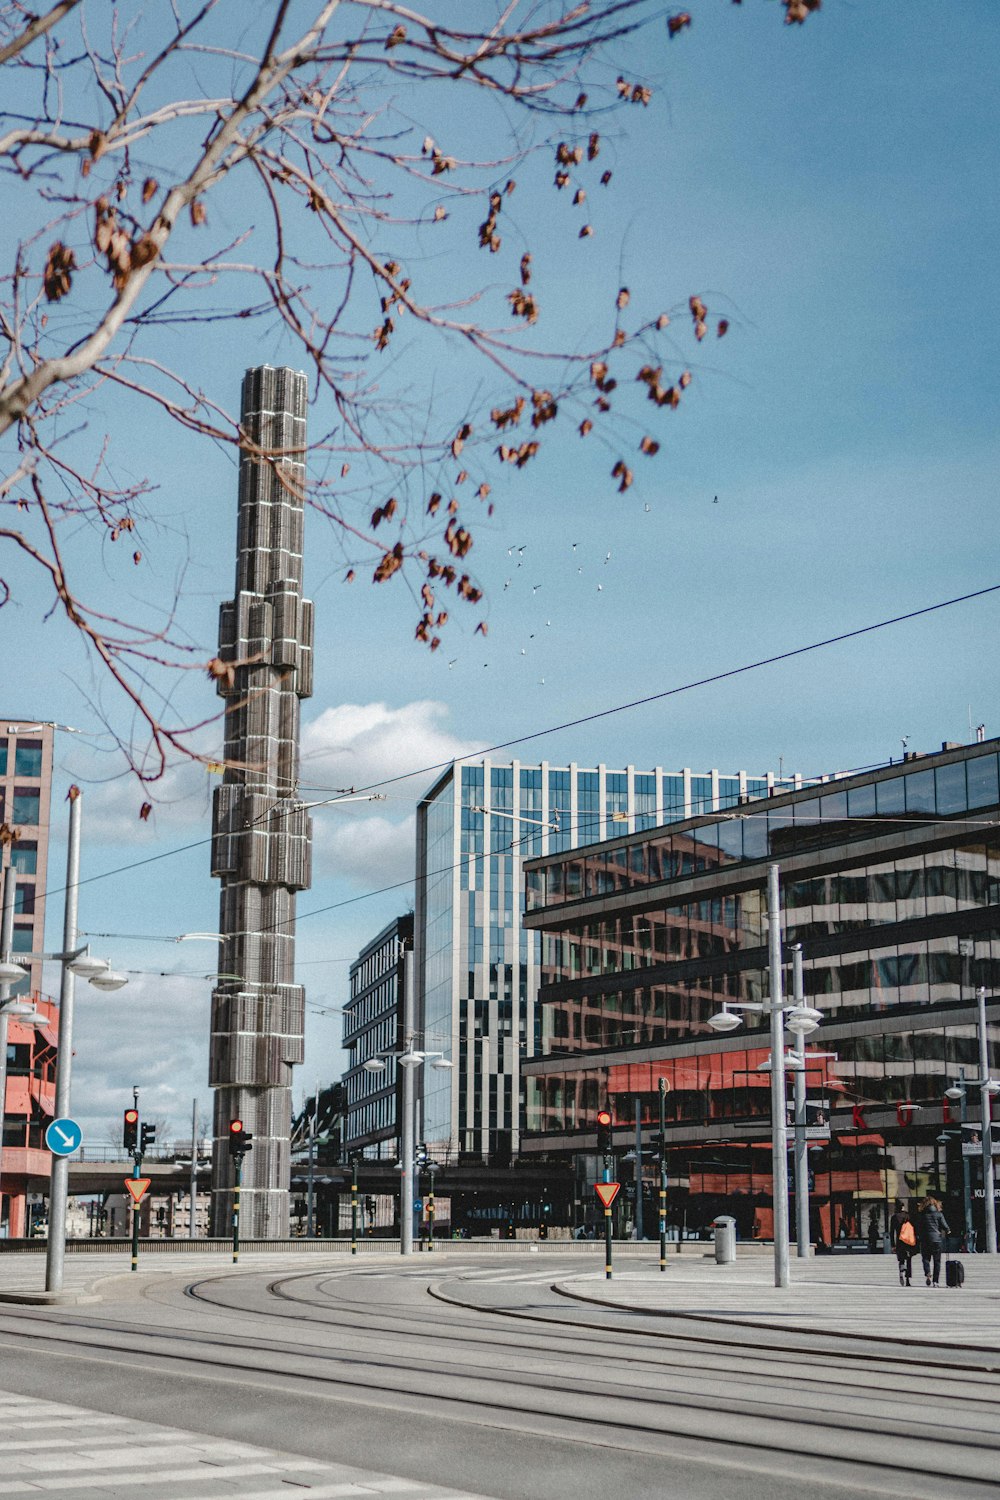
left=124, top=1178, right=151, bottom=1206
left=594, top=1181, right=621, bottom=1209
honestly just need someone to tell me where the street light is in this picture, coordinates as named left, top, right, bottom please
left=942, top=988, right=1000, bottom=1255
left=1, top=791, right=127, bottom=1291
left=705, top=864, right=823, bottom=1289
left=360, top=949, right=453, bottom=1258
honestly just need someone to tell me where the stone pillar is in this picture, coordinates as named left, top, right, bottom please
left=208, top=365, right=313, bottom=1239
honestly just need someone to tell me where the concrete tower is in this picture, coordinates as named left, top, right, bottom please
left=208, top=365, right=313, bottom=1238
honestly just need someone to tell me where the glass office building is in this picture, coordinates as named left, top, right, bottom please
left=521, top=737, right=1000, bottom=1244
left=415, top=756, right=814, bottom=1162
left=342, top=913, right=413, bottom=1160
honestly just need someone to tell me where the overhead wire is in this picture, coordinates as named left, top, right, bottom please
left=24, top=580, right=1000, bottom=917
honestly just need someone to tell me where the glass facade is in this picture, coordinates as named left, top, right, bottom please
left=342, top=913, right=412, bottom=1160
left=522, top=739, right=1000, bottom=1245
left=415, top=753, right=815, bottom=1160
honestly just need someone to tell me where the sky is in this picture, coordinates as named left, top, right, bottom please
left=2, top=1, right=998, bottom=1145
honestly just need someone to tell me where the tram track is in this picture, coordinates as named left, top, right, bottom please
left=0, top=1264, right=998, bottom=1496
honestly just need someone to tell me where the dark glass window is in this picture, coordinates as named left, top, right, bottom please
left=13, top=741, right=43, bottom=777
left=876, top=775, right=905, bottom=816
left=904, top=768, right=935, bottom=814
left=967, top=754, right=999, bottom=810
left=14, top=884, right=34, bottom=915
left=847, top=783, right=876, bottom=819
left=11, top=842, right=37, bottom=875
left=0, top=742, right=6, bottom=775
left=934, top=761, right=967, bottom=815
left=11, top=789, right=40, bottom=824
left=820, top=790, right=847, bottom=822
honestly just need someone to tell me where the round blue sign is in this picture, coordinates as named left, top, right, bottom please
left=45, top=1117, right=83, bottom=1156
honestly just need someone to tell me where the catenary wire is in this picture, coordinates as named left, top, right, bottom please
left=27, top=580, right=1000, bottom=914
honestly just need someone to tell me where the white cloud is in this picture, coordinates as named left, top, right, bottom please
left=300, top=700, right=476, bottom=890
left=312, top=811, right=416, bottom=889
left=68, top=970, right=211, bottom=1145
left=300, top=699, right=477, bottom=799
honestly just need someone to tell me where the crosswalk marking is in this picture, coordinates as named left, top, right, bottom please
left=0, top=1389, right=488, bottom=1499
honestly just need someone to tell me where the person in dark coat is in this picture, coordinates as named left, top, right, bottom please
left=889, top=1198, right=916, bottom=1286
left=917, top=1196, right=950, bottom=1286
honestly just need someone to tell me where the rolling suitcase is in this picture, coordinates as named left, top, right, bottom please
left=945, top=1258, right=965, bottom=1288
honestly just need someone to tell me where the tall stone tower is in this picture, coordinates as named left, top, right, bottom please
left=208, top=365, right=313, bottom=1238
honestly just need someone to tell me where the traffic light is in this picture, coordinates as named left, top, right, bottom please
left=596, top=1109, right=613, bottom=1155
left=415, top=1142, right=428, bottom=1167
left=228, top=1118, right=253, bottom=1157
left=123, top=1108, right=138, bottom=1152
left=365, top=1195, right=377, bottom=1217
left=140, top=1122, right=156, bottom=1154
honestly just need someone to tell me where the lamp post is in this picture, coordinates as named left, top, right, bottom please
left=791, top=944, right=810, bottom=1258
left=362, top=1013, right=452, bottom=1256
left=706, top=864, right=823, bottom=1288
left=1, top=792, right=127, bottom=1290
left=658, top=1077, right=668, bottom=1270
left=977, top=987, right=998, bottom=1254
left=944, top=1069, right=975, bottom=1251
left=945, top=989, right=1000, bottom=1253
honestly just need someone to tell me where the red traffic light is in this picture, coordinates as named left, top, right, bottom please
left=124, top=1108, right=138, bottom=1124
left=229, top=1118, right=243, bottom=1134
left=596, top=1109, right=612, bottom=1127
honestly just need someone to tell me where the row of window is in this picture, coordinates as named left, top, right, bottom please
left=525, top=1020, right=999, bottom=1134
left=541, top=849, right=1000, bottom=984
left=526, top=750, right=1000, bottom=910
left=0, top=740, right=44, bottom=778
left=537, top=933, right=1000, bottom=1054
left=0, top=789, right=41, bottom=826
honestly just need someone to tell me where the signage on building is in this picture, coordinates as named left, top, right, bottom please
left=961, top=1124, right=1000, bottom=1157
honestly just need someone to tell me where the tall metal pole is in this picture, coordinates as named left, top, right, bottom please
left=45, top=789, right=81, bottom=1294
left=957, top=1070, right=973, bottom=1250
left=0, top=865, right=17, bottom=1237
left=189, top=1097, right=198, bottom=1239
left=767, top=863, right=791, bottom=1288
left=978, top=987, right=997, bottom=1254
left=791, top=944, right=810, bottom=1257
left=400, top=950, right=415, bottom=1255
left=633, top=1097, right=643, bottom=1241
left=658, top=1077, right=667, bottom=1272
left=350, top=1158, right=358, bottom=1254
left=306, top=1085, right=317, bottom=1237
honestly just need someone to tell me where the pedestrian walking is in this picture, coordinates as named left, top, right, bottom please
left=867, top=1207, right=880, bottom=1254
left=917, top=1196, right=951, bottom=1287
left=889, top=1198, right=916, bottom=1286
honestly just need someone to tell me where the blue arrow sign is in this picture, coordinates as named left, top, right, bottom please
left=45, top=1117, right=83, bottom=1156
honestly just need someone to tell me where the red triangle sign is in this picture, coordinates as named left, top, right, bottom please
left=595, top=1181, right=620, bottom=1208
left=124, top=1178, right=151, bottom=1206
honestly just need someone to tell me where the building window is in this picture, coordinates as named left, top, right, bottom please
left=14, top=741, right=43, bottom=778
left=11, top=843, right=37, bottom=875
left=11, top=788, right=40, bottom=825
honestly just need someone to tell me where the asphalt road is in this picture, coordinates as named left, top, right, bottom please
left=0, top=1250, right=998, bottom=1499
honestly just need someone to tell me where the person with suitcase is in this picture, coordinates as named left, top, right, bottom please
left=917, top=1196, right=950, bottom=1287
left=889, top=1198, right=916, bottom=1286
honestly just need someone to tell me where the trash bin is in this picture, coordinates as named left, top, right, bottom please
left=713, top=1215, right=736, bottom=1265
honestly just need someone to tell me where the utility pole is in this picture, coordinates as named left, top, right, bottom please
left=658, top=1077, right=668, bottom=1271
left=791, top=944, right=810, bottom=1257
left=189, top=1098, right=198, bottom=1239
left=978, top=987, right=997, bottom=1254
left=45, top=790, right=81, bottom=1294
left=633, top=1097, right=643, bottom=1241
left=767, top=863, right=791, bottom=1289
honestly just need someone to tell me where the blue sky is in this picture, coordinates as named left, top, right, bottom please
left=3, top=1, right=997, bottom=1141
